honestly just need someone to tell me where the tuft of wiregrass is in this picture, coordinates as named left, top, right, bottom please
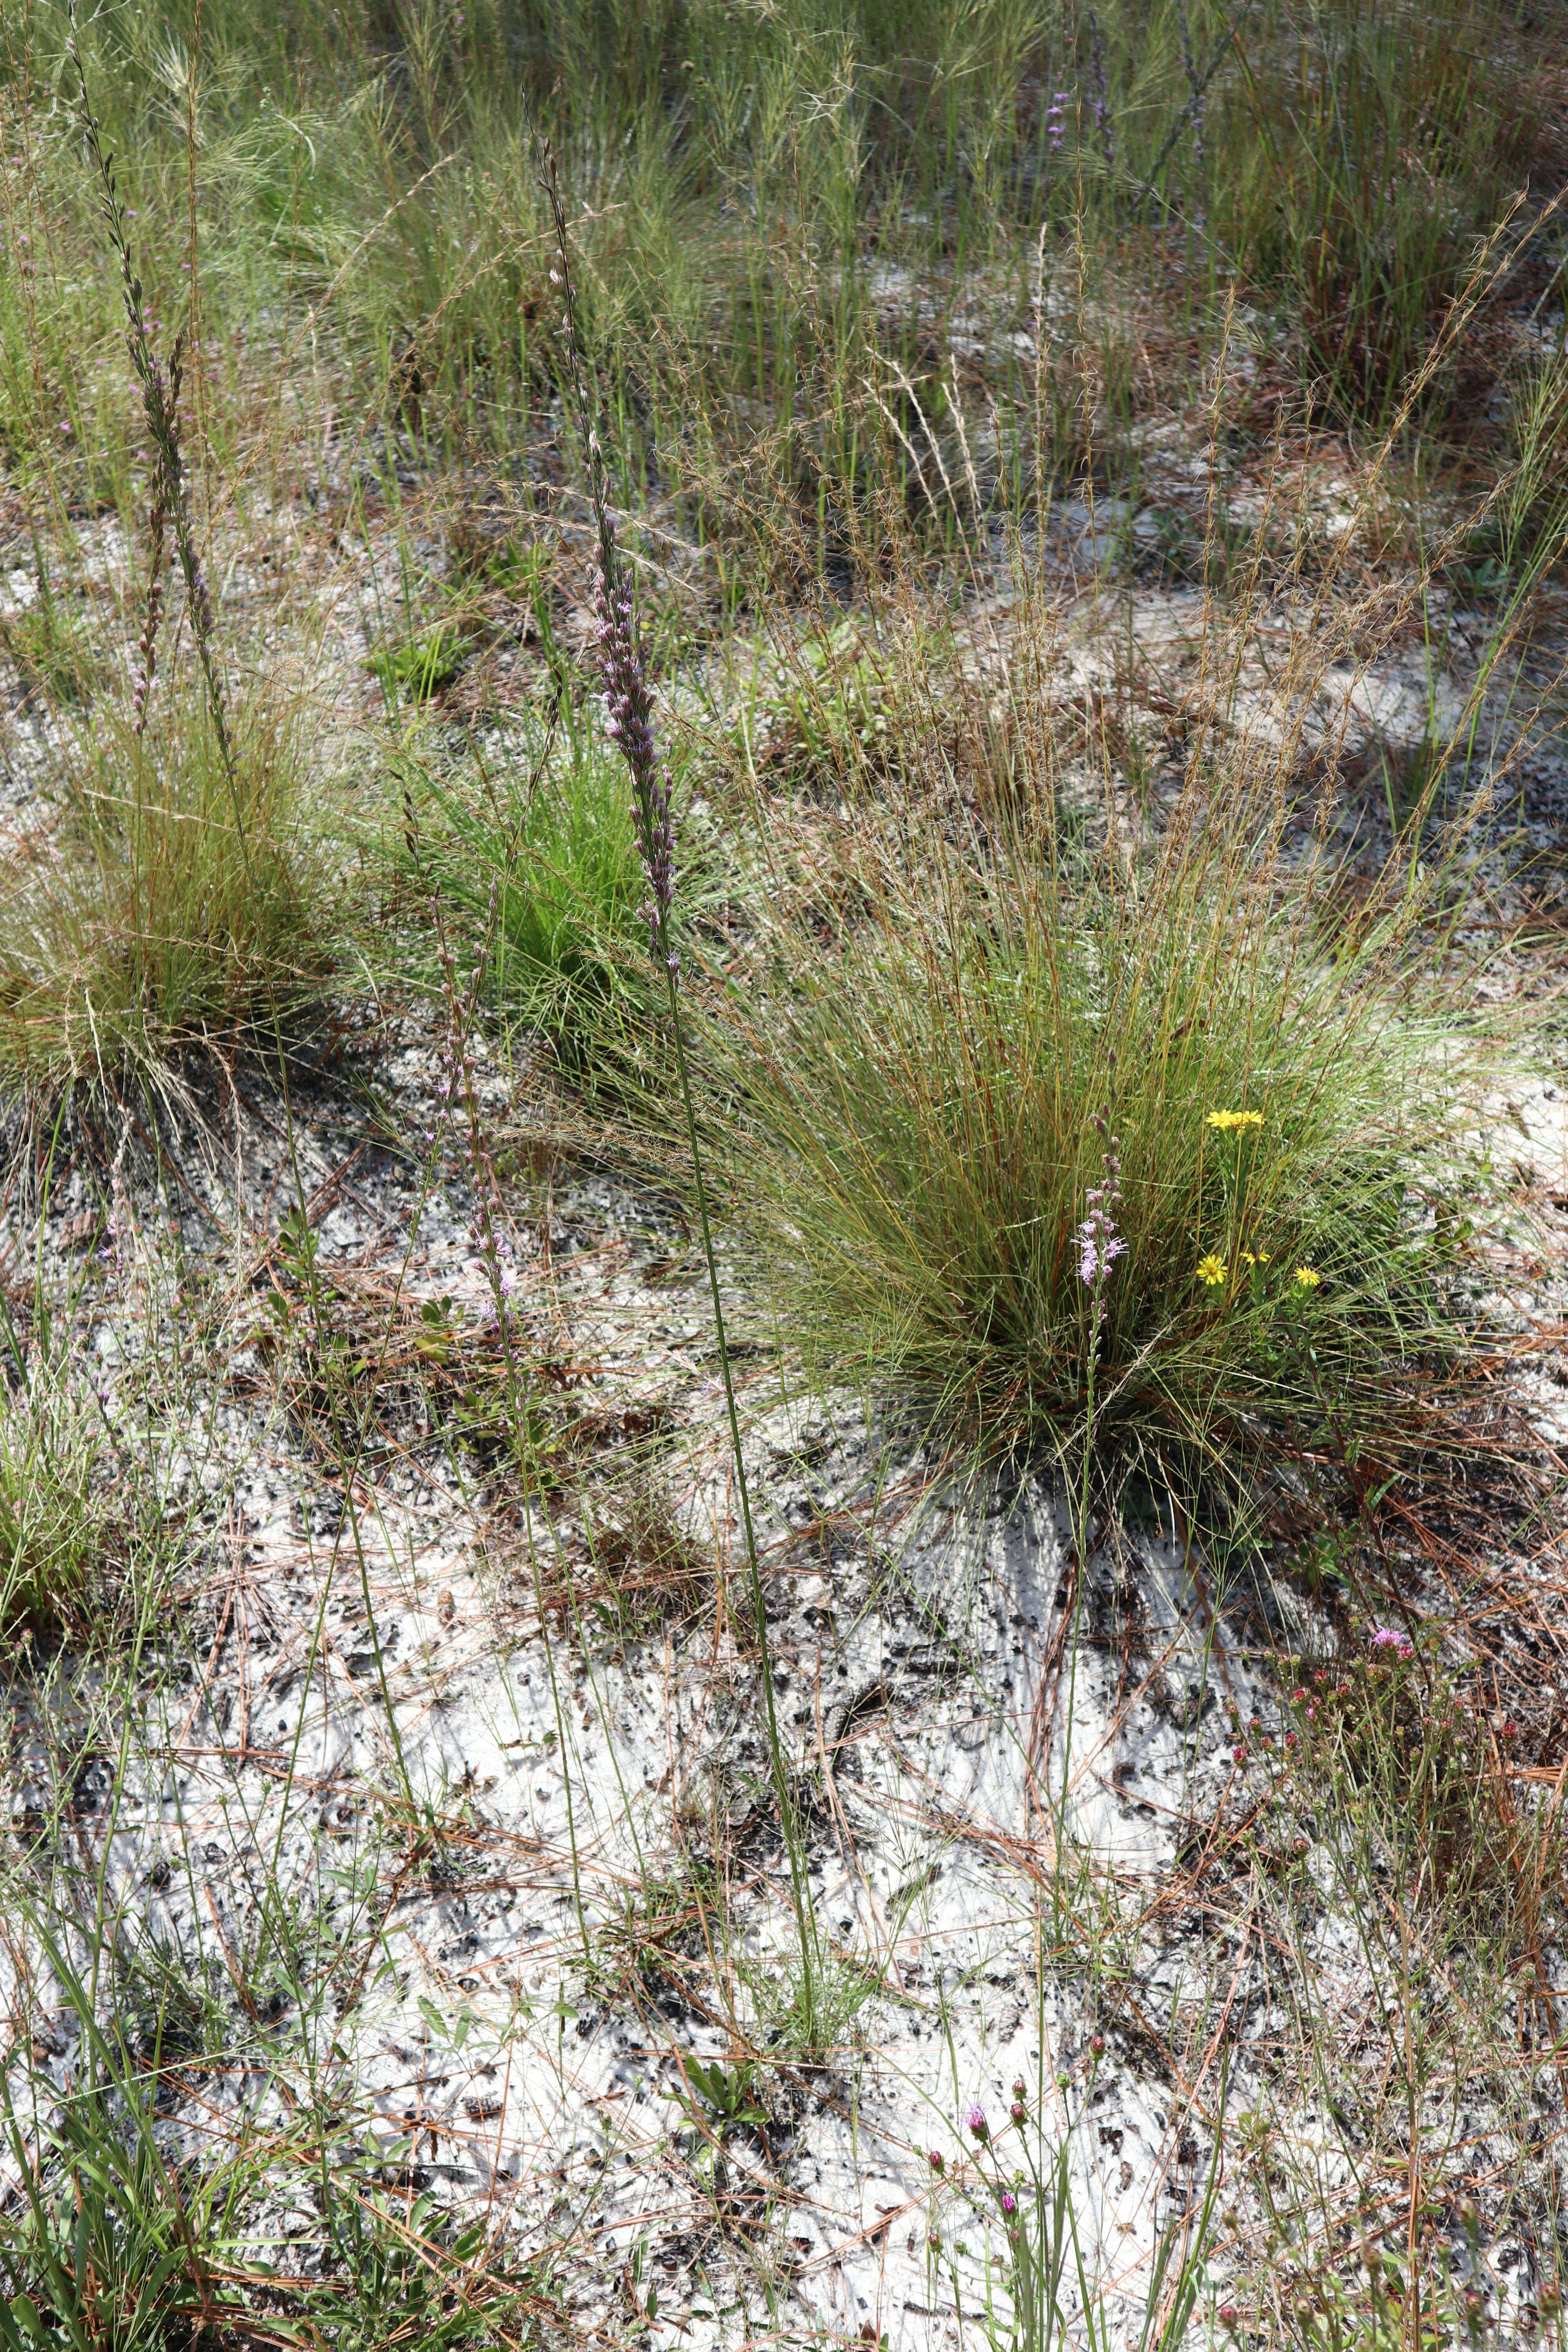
left=681, top=625, right=1534, bottom=1512
left=0, top=689, right=343, bottom=1116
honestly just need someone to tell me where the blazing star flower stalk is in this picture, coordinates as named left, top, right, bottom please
left=1075, top=1137, right=1125, bottom=1328
left=594, top=530, right=677, bottom=973
left=539, top=155, right=677, bottom=978
left=401, top=786, right=522, bottom=1353
left=131, top=430, right=171, bottom=741
left=1072, top=1120, right=1123, bottom=1582
left=541, top=139, right=818, bottom=2030
left=1074, top=1108, right=1126, bottom=1454
left=105, top=1134, right=138, bottom=1299
left=437, top=910, right=524, bottom=1360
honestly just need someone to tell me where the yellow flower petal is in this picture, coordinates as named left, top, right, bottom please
left=1197, top=1254, right=1227, bottom=1288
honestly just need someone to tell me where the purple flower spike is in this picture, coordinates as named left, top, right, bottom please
left=592, top=526, right=677, bottom=969
left=1077, top=1127, right=1126, bottom=1326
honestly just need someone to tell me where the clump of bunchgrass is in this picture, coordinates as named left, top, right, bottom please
left=744, top=620, right=905, bottom=797
left=579, top=1469, right=709, bottom=1640
left=0, top=583, right=101, bottom=707
left=0, top=31, right=349, bottom=1125
left=371, top=620, right=468, bottom=706
left=696, top=644, right=1527, bottom=1512
left=0, top=693, right=341, bottom=1115
left=0, top=2075, right=258, bottom=2352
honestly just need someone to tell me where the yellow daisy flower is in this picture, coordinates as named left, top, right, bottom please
left=1197, top=1254, right=1227, bottom=1288
left=1205, top=1109, right=1264, bottom=1132
left=1294, top=1265, right=1320, bottom=1289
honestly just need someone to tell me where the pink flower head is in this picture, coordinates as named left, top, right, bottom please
left=1077, top=1223, right=1126, bottom=1286
left=966, top=2104, right=989, bottom=2141
left=1076, top=1133, right=1125, bottom=1295
left=1001, top=2190, right=1016, bottom=2214
left=1369, top=1626, right=1413, bottom=1659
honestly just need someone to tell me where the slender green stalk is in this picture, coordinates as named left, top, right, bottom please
left=664, top=961, right=815, bottom=2017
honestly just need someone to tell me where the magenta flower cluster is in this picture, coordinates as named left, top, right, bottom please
left=1076, top=1125, right=1125, bottom=1314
